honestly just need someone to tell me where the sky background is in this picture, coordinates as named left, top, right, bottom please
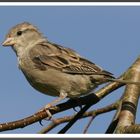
left=0, top=5, right=140, bottom=134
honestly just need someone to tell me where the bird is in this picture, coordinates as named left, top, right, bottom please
left=2, top=22, right=138, bottom=116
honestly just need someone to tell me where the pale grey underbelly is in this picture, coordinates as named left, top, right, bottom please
left=21, top=66, right=96, bottom=98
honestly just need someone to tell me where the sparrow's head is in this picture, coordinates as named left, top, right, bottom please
left=2, top=22, right=43, bottom=53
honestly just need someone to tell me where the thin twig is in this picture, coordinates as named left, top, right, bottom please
left=0, top=93, right=98, bottom=132
left=58, top=77, right=124, bottom=134
left=105, top=99, right=122, bottom=133
left=83, top=116, right=95, bottom=134
left=38, top=101, right=119, bottom=134
left=58, top=102, right=93, bottom=133
left=0, top=79, right=123, bottom=132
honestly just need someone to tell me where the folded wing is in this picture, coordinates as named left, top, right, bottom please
left=30, top=41, right=113, bottom=77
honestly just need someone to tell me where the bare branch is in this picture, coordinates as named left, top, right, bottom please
left=0, top=94, right=98, bottom=132
left=123, top=124, right=140, bottom=133
left=83, top=116, right=95, bottom=134
left=58, top=77, right=124, bottom=133
left=114, top=56, right=140, bottom=133
left=105, top=99, right=122, bottom=133
left=39, top=101, right=119, bottom=134
left=0, top=77, right=123, bottom=133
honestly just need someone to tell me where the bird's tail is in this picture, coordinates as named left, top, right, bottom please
left=106, top=78, right=140, bottom=85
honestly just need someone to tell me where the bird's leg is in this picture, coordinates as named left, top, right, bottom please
left=39, top=92, right=67, bottom=120
left=45, top=92, right=67, bottom=109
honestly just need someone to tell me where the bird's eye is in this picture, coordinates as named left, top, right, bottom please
left=17, top=31, right=22, bottom=36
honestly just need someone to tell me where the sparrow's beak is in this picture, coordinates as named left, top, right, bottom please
left=2, top=37, right=15, bottom=46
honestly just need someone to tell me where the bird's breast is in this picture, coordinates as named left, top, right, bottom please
left=18, top=57, right=99, bottom=98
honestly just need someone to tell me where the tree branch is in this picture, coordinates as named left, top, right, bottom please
left=105, top=99, right=122, bottom=133
left=0, top=75, right=124, bottom=133
left=83, top=116, right=95, bottom=134
left=38, top=101, right=119, bottom=134
left=0, top=93, right=98, bottom=132
left=114, top=56, right=140, bottom=133
left=58, top=76, right=124, bottom=133
left=122, top=124, right=140, bottom=133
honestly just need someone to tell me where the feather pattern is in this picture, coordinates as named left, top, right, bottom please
left=30, top=41, right=113, bottom=77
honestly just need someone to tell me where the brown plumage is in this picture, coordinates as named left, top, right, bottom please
left=2, top=22, right=116, bottom=110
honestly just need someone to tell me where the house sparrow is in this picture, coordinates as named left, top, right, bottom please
left=2, top=22, right=137, bottom=113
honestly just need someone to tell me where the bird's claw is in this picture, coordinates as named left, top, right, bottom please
left=38, top=104, right=53, bottom=125
left=39, top=120, right=44, bottom=126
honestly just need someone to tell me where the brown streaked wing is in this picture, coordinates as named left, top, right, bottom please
left=63, top=57, right=113, bottom=76
left=30, top=41, right=113, bottom=76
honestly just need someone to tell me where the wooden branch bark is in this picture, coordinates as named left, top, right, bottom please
left=114, top=56, right=140, bottom=133
left=105, top=99, right=122, bottom=133
left=122, top=124, right=140, bottom=133
left=58, top=77, right=124, bottom=133
left=38, top=101, right=119, bottom=134
left=0, top=79, right=123, bottom=132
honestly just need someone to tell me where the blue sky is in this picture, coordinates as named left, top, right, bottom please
left=0, top=6, right=140, bottom=134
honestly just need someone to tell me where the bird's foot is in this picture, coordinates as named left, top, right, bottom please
left=44, top=104, right=53, bottom=120
left=38, top=104, right=54, bottom=125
